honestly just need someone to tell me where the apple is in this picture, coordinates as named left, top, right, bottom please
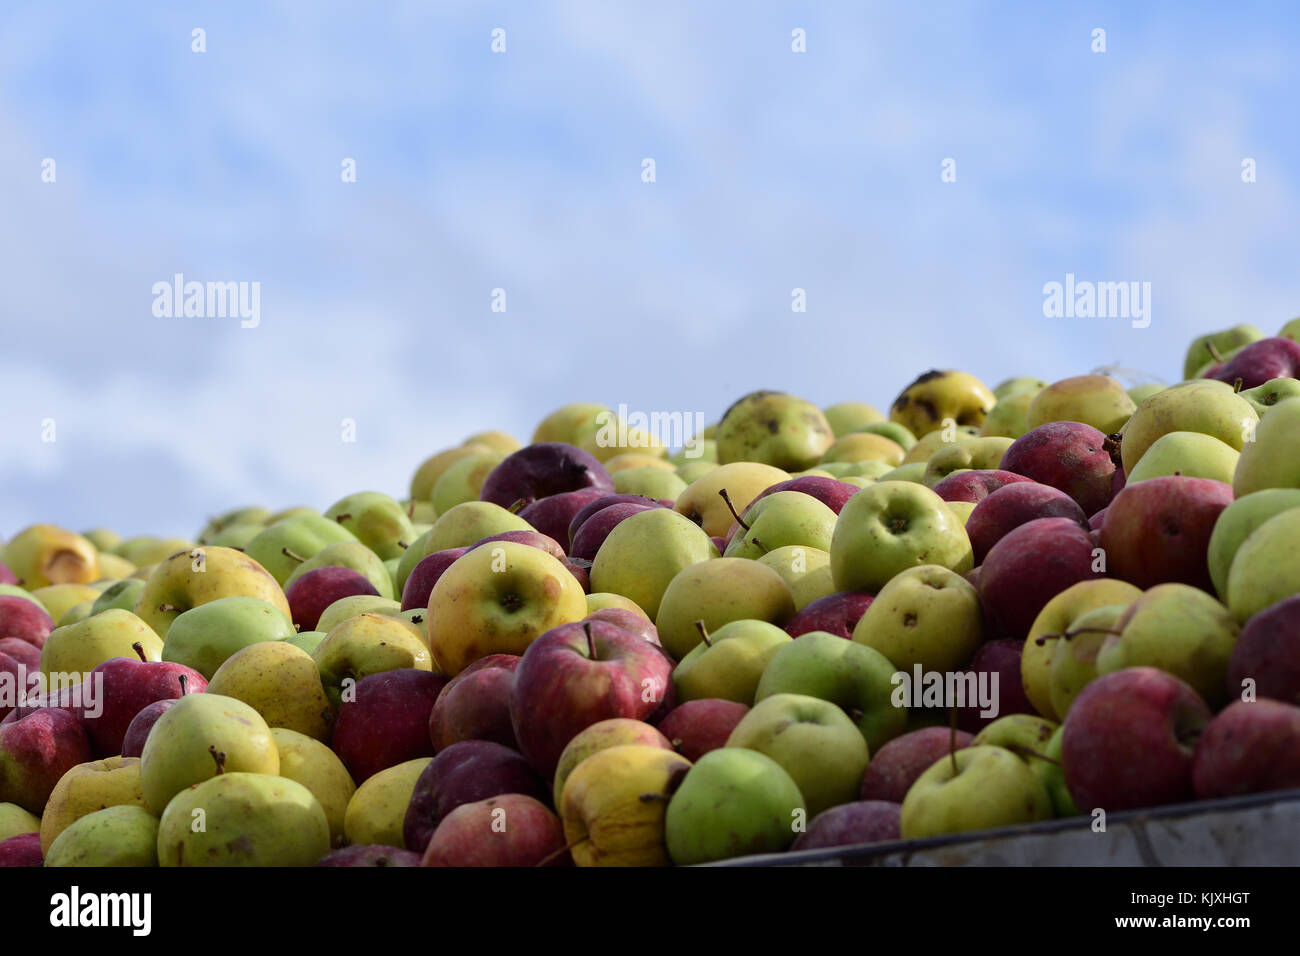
left=655, top=699, right=750, bottom=761
left=980, top=390, right=1036, bottom=440
left=89, top=579, right=146, bottom=616
left=889, top=370, right=996, bottom=438
left=852, top=564, right=983, bottom=673
left=0, top=709, right=92, bottom=813
left=81, top=646, right=207, bottom=757
left=1026, top=374, right=1135, bottom=435
left=966, top=482, right=1089, bottom=565
left=313, top=612, right=433, bottom=706
left=830, top=481, right=974, bottom=594
left=899, top=744, right=1053, bottom=839
left=724, top=491, right=838, bottom=559
left=271, top=727, right=356, bottom=847
left=566, top=494, right=665, bottom=546
left=330, top=669, right=446, bottom=783
left=1119, top=379, right=1258, bottom=475
left=400, top=547, right=468, bottom=611
left=672, top=619, right=790, bottom=705
left=998, top=422, right=1118, bottom=517
left=584, top=607, right=659, bottom=645
left=1100, top=476, right=1233, bottom=591
left=283, top=540, right=395, bottom=600
left=0, top=833, right=43, bottom=866
left=1126, top=431, right=1239, bottom=485
left=955, top=638, right=1036, bottom=732
left=979, top=517, right=1103, bottom=640
left=530, top=403, right=612, bottom=447
left=820, top=432, right=905, bottom=467
left=792, top=801, right=902, bottom=851
left=3, top=525, right=99, bottom=589
left=430, top=451, right=508, bottom=515
left=39, top=610, right=163, bottom=689
left=859, top=726, right=975, bottom=803
left=784, top=591, right=875, bottom=639
left=1240, top=377, right=1300, bottom=418
left=570, top=501, right=661, bottom=561
left=121, top=698, right=179, bottom=759
left=1192, top=699, right=1300, bottom=799
left=654, top=558, right=794, bottom=660
left=1046, top=603, right=1126, bottom=719
left=285, top=567, right=379, bottom=632
left=343, top=757, right=432, bottom=849
left=612, top=466, right=687, bottom=500
left=1206, top=336, right=1300, bottom=389
left=589, top=508, right=717, bottom=619
left=745, top=476, right=861, bottom=515
left=133, top=545, right=290, bottom=639
left=316, top=845, right=422, bottom=867
left=315, top=595, right=400, bottom=634
left=756, top=630, right=906, bottom=752
left=161, top=595, right=296, bottom=679
left=726, top=693, right=870, bottom=817
left=510, top=620, right=674, bottom=778
left=1226, top=595, right=1300, bottom=705
left=1207, top=490, right=1300, bottom=599
left=922, top=437, right=1015, bottom=487
left=428, top=654, right=520, bottom=751
left=930, top=469, right=1034, bottom=504
left=1233, top=394, right=1300, bottom=496
left=550, top=718, right=673, bottom=806
left=1183, top=324, right=1265, bottom=379
left=402, top=740, right=548, bottom=856
left=1225, top=508, right=1300, bottom=622
left=715, top=391, right=834, bottom=470
left=674, top=462, right=791, bottom=537
left=422, top=794, right=570, bottom=867
left=478, top=442, right=614, bottom=510
left=517, top=487, right=609, bottom=546
left=38, top=754, right=145, bottom=854
left=206, top=640, right=336, bottom=741
left=0, top=596, right=55, bottom=649
left=1061, top=667, right=1210, bottom=812
left=823, top=401, right=885, bottom=437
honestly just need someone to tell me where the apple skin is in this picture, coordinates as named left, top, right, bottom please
left=121, top=699, right=178, bottom=759
left=566, top=494, right=665, bottom=547
left=1192, top=699, right=1300, bottom=799
left=0, top=562, right=16, bottom=586
left=860, top=727, right=975, bottom=803
left=999, top=422, right=1118, bottom=517
left=421, top=794, right=570, bottom=867
left=792, top=800, right=902, bottom=851
left=569, top=502, right=660, bottom=562
left=1061, top=667, right=1210, bottom=813
left=930, top=469, right=1035, bottom=504
left=0, top=709, right=93, bottom=813
left=510, top=620, right=675, bottom=779
left=402, top=740, right=548, bottom=856
left=655, top=699, right=750, bottom=761
left=315, top=845, right=422, bottom=867
left=331, top=669, right=447, bottom=784
left=81, top=653, right=207, bottom=758
left=0, top=639, right=40, bottom=672
left=966, top=482, right=1089, bottom=565
left=466, top=530, right=566, bottom=561
left=428, top=654, right=520, bottom=751
left=478, top=442, right=615, bottom=510
left=1206, top=336, right=1300, bottom=389
left=1226, top=596, right=1300, bottom=705
left=783, top=591, right=875, bottom=639
left=286, top=567, right=380, bottom=632
left=745, top=476, right=860, bottom=515
left=400, top=548, right=468, bottom=611
left=1099, top=476, right=1234, bottom=591
left=0, top=596, right=55, bottom=650
left=584, top=608, right=660, bottom=646
left=0, top=832, right=43, bottom=867
left=957, top=638, right=1035, bottom=732
left=899, top=744, right=1053, bottom=839
left=517, top=487, right=608, bottom=548
left=979, top=517, right=1104, bottom=639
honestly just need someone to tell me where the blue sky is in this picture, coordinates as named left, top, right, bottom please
left=2, top=1, right=1298, bottom=538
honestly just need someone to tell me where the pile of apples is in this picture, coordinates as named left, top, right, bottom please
left=2, top=318, right=1300, bottom=867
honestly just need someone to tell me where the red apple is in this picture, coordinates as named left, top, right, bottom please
left=792, top=800, right=902, bottom=851
left=859, top=727, right=975, bottom=802
left=0, top=562, right=16, bottom=586
left=0, top=708, right=93, bottom=813
left=331, top=669, right=448, bottom=783
left=999, top=422, right=1118, bottom=517
left=1226, top=596, right=1300, bottom=705
left=1062, top=667, right=1210, bottom=812
left=467, top=530, right=566, bottom=561
left=0, top=833, right=42, bottom=867
left=931, top=469, right=1035, bottom=504
left=583, top=608, right=661, bottom=646
left=0, top=596, right=54, bottom=650
left=1206, top=337, right=1300, bottom=389
left=479, top=442, right=614, bottom=510
left=784, top=591, right=875, bottom=640
left=82, top=647, right=207, bottom=758
left=517, top=488, right=608, bottom=550
left=967, top=481, right=1089, bottom=565
left=400, top=547, right=468, bottom=611
left=428, top=654, right=521, bottom=751
left=569, top=502, right=660, bottom=561
left=1099, top=476, right=1233, bottom=591
left=655, top=698, right=750, bottom=761
left=286, top=566, right=379, bottom=631
left=0, top=639, right=40, bottom=672
left=745, top=476, right=860, bottom=515
left=510, top=620, right=675, bottom=778
left=566, top=494, right=665, bottom=548
left=315, top=845, right=422, bottom=866
left=121, top=698, right=178, bottom=759
left=421, top=794, right=570, bottom=867
left=956, top=639, right=1034, bottom=732
left=1192, top=699, right=1300, bottom=799
left=979, top=517, right=1104, bottom=639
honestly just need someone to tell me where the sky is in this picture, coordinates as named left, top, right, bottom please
left=2, top=1, right=1298, bottom=538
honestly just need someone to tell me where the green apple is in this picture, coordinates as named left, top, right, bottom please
left=162, top=596, right=296, bottom=679
left=590, top=508, right=717, bottom=620
left=667, top=440, right=717, bottom=468
left=1127, top=383, right=1164, bottom=405
left=674, top=460, right=718, bottom=485
left=430, top=451, right=507, bottom=515
left=900, top=745, right=1053, bottom=838
left=139, top=693, right=280, bottom=813
left=754, top=630, right=906, bottom=752
left=921, top=437, right=1014, bottom=487
left=286, top=630, right=326, bottom=656
left=244, top=514, right=360, bottom=586
left=133, top=545, right=290, bottom=638
left=409, top=444, right=496, bottom=503
left=89, top=578, right=145, bottom=615
left=1280, top=316, right=1300, bottom=344
left=0, top=802, right=39, bottom=842
left=1239, top=378, right=1300, bottom=418
left=1040, top=725, right=1078, bottom=816
left=830, top=481, right=973, bottom=593
left=1047, top=603, right=1127, bottom=719
left=665, top=748, right=805, bottom=865
left=673, top=461, right=791, bottom=537
left=1119, top=380, right=1258, bottom=475
left=207, top=641, right=335, bottom=741
left=756, top=545, right=833, bottom=610
left=1226, top=508, right=1300, bottom=621
left=1096, top=584, right=1238, bottom=706
left=57, top=599, right=96, bottom=627
left=271, top=728, right=356, bottom=847
left=81, top=527, right=123, bottom=553
left=196, top=506, right=271, bottom=545
left=654, top=558, right=794, bottom=659
left=283, top=540, right=395, bottom=600
left=1233, top=396, right=1300, bottom=496
left=726, top=692, right=870, bottom=817
left=392, top=528, right=434, bottom=595
left=672, top=619, right=791, bottom=704
left=323, top=492, right=414, bottom=562
left=1126, top=431, right=1240, bottom=484
left=1206, top=489, right=1300, bottom=598
left=32, top=584, right=102, bottom=623
left=724, top=491, right=837, bottom=560
left=992, top=377, right=1048, bottom=400
left=1026, top=374, right=1135, bottom=434
left=852, top=564, right=982, bottom=672
left=823, top=401, right=885, bottom=437
left=344, top=757, right=431, bottom=849
left=158, top=771, right=330, bottom=867
left=979, top=390, right=1035, bottom=439
left=819, top=432, right=905, bottom=467
left=45, top=806, right=159, bottom=867
left=112, top=537, right=193, bottom=568
left=973, top=716, right=1074, bottom=818
left=41, top=610, right=163, bottom=683
left=612, top=466, right=688, bottom=500
left=901, top=425, right=983, bottom=465
left=877, top=462, right=928, bottom=483
left=314, top=613, right=434, bottom=703
left=716, top=391, right=835, bottom=470
left=424, top=501, right=532, bottom=554
left=852, top=421, right=917, bottom=451
left=203, top=523, right=265, bottom=549
left=1182, top=324, right=1265, bottom=380
left=316, top=595, right=401, bottom=634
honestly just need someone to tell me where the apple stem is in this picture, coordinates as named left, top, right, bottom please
left=717, top=489, right=750, bottom=531
left=178, top=673, right=189, bottom=695
left=1206, top=341, right=1225, bottom=364
left=1009, top=744, right=1062, bottom=767
left=208, top=745, right=227, bottom=775
left=1102, top=433, right=1124, bottom=467
left=158, top=603, right=180, bottom=613
left=132, top=642, right=147, bottom=663
left=397, top=540, right=410, bottom=550
left=507, top=498, right=529, bottom=515
left=281, top=547, right=307, bottom=563
left=535, top=835, right=588, bottom=867
left=1033, top=625, right=1120, bottom=646
left=1233, top=377, right=1244, bottom=394
left=583, top=622, right=598, bottom=661
left=407, top=502, right=415, bottom=518
left=694, top=620, right=712, bottom=647
left=333, top=513, right=352, bottom=523
left=749, top=536, right=770, bottom=555
left=849, top=707, right=864, bottom=722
